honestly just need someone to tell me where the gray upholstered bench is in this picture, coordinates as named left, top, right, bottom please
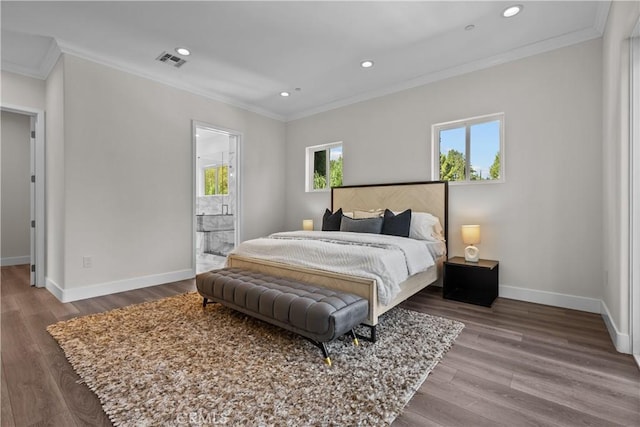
left=196, top=268, right=369, bottom=365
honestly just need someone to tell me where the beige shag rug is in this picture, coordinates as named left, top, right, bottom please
left=48, top=292, right=464, bottom=426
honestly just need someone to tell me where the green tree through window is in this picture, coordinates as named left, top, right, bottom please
left=330, top=155, right=343, bottom=187
left=489, top=153, right=500, bottom=180
left=440, top=150, right=465, bottom=181
left=307, top=142, right=343, bottom=192
left=204, top=165, right=229, bottom=195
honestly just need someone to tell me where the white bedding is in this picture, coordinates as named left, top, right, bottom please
left=228, top=231, right=439, bottom=305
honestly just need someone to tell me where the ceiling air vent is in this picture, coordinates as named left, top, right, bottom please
left=155, top=51, right=186, bottom=68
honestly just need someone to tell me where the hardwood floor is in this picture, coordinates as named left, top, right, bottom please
left=2, top=264, right=638, bottom=426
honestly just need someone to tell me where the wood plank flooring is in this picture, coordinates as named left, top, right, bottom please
left=2, top=264, right=638, bottom=426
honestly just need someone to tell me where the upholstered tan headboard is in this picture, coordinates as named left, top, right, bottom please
left=331, top=181, right=448, bottom=243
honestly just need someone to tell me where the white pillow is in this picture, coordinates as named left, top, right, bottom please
left=408, top=212, right=445, bottom=242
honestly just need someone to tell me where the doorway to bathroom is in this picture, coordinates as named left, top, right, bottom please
left=193, top=122, right=240, bottom=274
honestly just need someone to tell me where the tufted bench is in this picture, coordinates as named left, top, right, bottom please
left=196, top=268, right=369, bottom=365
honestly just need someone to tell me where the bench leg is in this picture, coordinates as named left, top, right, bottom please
left=202, top=298, right=220, bottom=308
left=320, top=342, right=332, bottom=367
left=350, top=329, right=359, bottom=346
left=303, top=337, right=333, bottom=366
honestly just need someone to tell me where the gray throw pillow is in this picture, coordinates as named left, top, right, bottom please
left=340, top=216, right=384, bottom=234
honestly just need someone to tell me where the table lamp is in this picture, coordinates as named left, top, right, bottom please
left=303, top=219, right=314, bottom=231
left=461, top=225, right=481, bottom=262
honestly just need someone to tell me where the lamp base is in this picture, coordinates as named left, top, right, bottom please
left=464, top=245, right=479, bottom=263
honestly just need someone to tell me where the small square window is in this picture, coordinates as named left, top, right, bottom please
left=433, top=113, right=504, bottom=183
left=306, top=142, right=343, bottom=192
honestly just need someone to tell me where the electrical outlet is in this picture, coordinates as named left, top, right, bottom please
left=83, top=256, right=92, bottom=268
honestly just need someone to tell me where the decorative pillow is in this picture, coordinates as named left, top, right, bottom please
left=382, top=209, right=412, bottom=237
left=340, top=216, right=384, bottom=234
left=408, top=212, right=445, bottom=241
left=353, top=209, right=384, bottom=219
left=322, top=208, right=343, bottom=231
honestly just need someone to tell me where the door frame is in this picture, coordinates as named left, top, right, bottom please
left=630, top=18, right=640, bottom=365
left=191, top=120, right=242, bottom=273
left=1, top=104, right=46, bottom=287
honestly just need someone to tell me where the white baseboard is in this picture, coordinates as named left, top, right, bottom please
left=1, top=256, right=30, bottom=267
left=600, top=300, right=631, bottom=354
left=499, top=284, right=601, bottom=313
left=633, top=354, right=640, bottom=370
left=499, top=284, right=631, bottom=354
left=45, top=269, right=195, bottom=303
left=45, top=277, right=65, bottom=301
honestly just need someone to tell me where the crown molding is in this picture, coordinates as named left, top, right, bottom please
left=285, top=26, right=603, bottom=122
left=594, top=0, right=612, bottom=35
left=1, top=60, right=46, bottom=80
left=39, top=38, right=62, bottom=77
left=1, top=38, right=61, bottom=80
left=56, top=42, right=286, bottom=122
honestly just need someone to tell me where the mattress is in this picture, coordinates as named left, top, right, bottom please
left=228, top=231, right=442, bottom=305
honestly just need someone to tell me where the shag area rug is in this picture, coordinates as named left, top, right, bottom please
left=48, top=292, right=464, bottom=426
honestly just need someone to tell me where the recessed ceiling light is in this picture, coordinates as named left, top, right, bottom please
left=502, top=5, right=523, bottom=18
left=360, top=60, right=374, bottom=68
left=280, top=91, right=290, bottom=97
left=465, top=24, right=475, bottom=31
left=175, top=47, right=191, bottom=56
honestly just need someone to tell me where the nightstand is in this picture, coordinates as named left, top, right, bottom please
left=443, top=257, right=499, bottom=307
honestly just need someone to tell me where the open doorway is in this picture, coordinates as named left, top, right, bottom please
left=0, top=106, right=45, bottom=287
left=193, top=122, right=240, bottom=274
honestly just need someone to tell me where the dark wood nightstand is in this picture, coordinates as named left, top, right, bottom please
left=443, top=257, right=499, bottom=307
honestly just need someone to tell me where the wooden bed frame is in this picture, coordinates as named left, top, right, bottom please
left=227, top=181, right=448, bottom=329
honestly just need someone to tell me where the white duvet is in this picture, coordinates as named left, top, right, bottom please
left=228, top=231, right=437, bottom=305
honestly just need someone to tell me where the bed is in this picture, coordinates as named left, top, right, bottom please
left=226, top=181, right=448, bottom=333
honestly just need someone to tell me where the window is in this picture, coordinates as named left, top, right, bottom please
left=432, top=113, right=504, bottom=183
left=203, top=165, right=229, bottom=195
left=306, top=142, right=343, bottom=192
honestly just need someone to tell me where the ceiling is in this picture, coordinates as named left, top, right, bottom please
left=1, top=1, right=609, bottom=121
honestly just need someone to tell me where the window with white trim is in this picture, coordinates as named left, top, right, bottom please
left=306, top=142, right=343, bottom=192
left=432, top=113, right=504, bottom=183
left=203, top=165, right=229, bottom=195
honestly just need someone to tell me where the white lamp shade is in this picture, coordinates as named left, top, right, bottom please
left=461, top=225, right=481, bottom=245
left=302, top=219, right=314, bottom=231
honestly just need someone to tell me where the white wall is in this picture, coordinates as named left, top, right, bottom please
left=1, top=111, right=31, bottom=262
left=602, top=1, right=640, bottom=342
left=57, top=54, right=285, bottom=293
left=286, top=39, right=603, bottom=305
left=1, top=71, right=46, bottom=110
